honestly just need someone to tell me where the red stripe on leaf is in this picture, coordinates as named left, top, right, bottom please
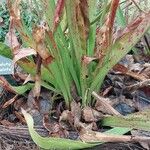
left=53, top=0, right=65, bottom=32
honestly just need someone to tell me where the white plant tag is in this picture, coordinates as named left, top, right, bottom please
left=0, top=55, right=14, bottom=75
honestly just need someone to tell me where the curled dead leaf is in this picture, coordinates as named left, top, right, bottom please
left=43, top=114, right=59, bottom=133
left=32, top=26, right=52, bottom=61
left=82, top=106, right=103, bottom=122
left=14, top=111, right=26, bottom=124
left=131, top=130, right=150, bottom=150
left=43, top=114, right=68, bottom=138
left=5, top=30, right=20, bottom=51
left=14, top=97, right=27, bottom=111
left=59, top=110, right=74, bottom=127
left=113, top=64, right=147, bottom=81
left=82, top=56, right=97, bottom=65
left=13, top=48, right=37, bottom=64
left=93, top=92, right=121, bottom=116
left=0, top=120, right=15, bottom=126
left=0, top=76, right=16, bottom=93
left=2, top=95, right=18, bottom=109
left=32, top=27, right=45, bottom=43
left=71, top=101, right=82, bottom=128
left=23, top=74, right=34, bottom=84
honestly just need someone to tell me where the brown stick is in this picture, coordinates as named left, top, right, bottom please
left=80, top=129, right=150, bottom=143
left=33, top=54, right=42, bottom=99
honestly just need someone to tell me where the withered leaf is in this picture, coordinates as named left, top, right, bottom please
left=53, top=0, right=65, bottom=32
left=2, top=95, right=18, bottom=109
left=13, top=48, right=37, bottom=64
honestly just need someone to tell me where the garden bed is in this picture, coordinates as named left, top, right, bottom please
left=0, top=0, right=150, bottom=149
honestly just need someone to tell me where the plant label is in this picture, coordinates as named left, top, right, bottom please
left=0, top=55, right=14, bottom=75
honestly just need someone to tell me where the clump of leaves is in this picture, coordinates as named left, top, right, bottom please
left=0, top=0, right=150, bottom=149
left=2, top=0, right=149, bottom=107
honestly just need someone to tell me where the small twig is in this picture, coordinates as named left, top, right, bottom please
left=33, top=54, right=42, bottom=99
left=92, top=91, right=121, bottom=116
left=125, top=79, right=150, bottom=91
left=2, top=94, right=18, bottom=109
left=143, top=35, right=150, bottom=52
left=80, top=129, right=150, bottom=143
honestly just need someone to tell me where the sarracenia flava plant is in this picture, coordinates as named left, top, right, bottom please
left=1, top=0, right=150, bottom=108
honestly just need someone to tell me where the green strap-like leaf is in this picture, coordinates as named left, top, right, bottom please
left=22, top=109, right=131, bottom=150
left=0, top=42, right=13, bottom=59
left=116, top=6, right=126, bottom=28
left=11, top=81, right=60, bottom=95
left=11, top=83, right=34, bottom=94
left=102, top=109, right=150, bottom=131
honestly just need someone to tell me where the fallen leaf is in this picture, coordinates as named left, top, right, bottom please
left=23, top=74, right=34, bottom=84
left=5, top=30, right=20, bottom=50
left=27, top=90, right=39, bottom=110
left=0, top=76, right=16, bottom=93
left=59, top=110, right=74, bottom=127
left=2, top=95, right=18, bottom=109
left=43, top=114, right=59, bottom=133
left=82, top=107, right=95, bottom=122
left=43, top=114, right=68, bottom=138
left=82, top=106, right=103, bottom=122
left=0, top=119, right=15, bottom=126
left=93, top=92, right=121, bottom=115
left=102, top=86, right=113, bottom=96
left=21, top=108, right=96, bottom=149
left=131, top=130, right=150, bottom=150
left=71, top=101, right=82, bottom=128
left=129, top=63, right=143, bottom=72
left=13, top=48, right=37, bottom=64
left=14, top=111, right=26, bottom=124
left=113, top=64, right=147, bottom=81
left=82, top=55, right=97, bottom=65
left=14, top=97, right=27, bottom=111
